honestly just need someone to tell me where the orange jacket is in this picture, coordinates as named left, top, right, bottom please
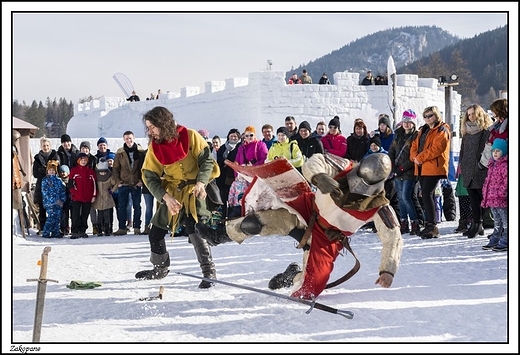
left=409, top=121, right=451, bottom=177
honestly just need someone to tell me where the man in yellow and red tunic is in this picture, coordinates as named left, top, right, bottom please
left=136, top=106, right=221, bottom=288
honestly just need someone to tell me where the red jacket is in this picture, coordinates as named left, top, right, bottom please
left=69, top=165, right=97, bottom=202
left=321, top=133, right=347, bottom=158
left=287, top=192, right=378, bottom=299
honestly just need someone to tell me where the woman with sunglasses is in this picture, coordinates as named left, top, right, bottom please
left=321, top=116, right=347, bottom=157
left=410, top=106, right=451, bottom=239
left=234, top=126, right=268, bottom=168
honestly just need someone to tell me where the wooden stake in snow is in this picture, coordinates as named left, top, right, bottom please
left=26, top=247, right=58, bottom=342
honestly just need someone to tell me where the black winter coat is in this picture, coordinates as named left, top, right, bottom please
left=32, top=149, right=61, bottom=205
left=345, top=133, right=370, bottom=162
left=294, top=136, right=324, bottom=159
left=459, top=129, right=490, bottom=189
left=388, top=126, right=417, bottom=181
left=57, top=144, right=80, bottom=168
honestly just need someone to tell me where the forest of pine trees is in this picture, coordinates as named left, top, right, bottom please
left=12, top=98, right=75, bottom=138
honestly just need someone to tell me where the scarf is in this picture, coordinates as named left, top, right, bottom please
left=123, top=143, right=140, bottom=168
left=465, top=121, right=481, bottom=135
left=151, top=125, right=189, bottom=165
left=223, top=140, right=238, bottom=160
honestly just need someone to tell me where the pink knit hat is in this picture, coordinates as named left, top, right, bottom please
left=401, top=109, right=417, bottom=125
left=197, top=129, right=210, bottom=139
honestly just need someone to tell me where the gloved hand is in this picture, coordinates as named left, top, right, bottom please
left=477, top=161, right=487, bottom=170
left=311, top=173, right=343, bottom=206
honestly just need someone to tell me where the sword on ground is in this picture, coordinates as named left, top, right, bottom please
left=174, top=271, right=354, bottom=319
left=27, top=246, right=58, bottom=342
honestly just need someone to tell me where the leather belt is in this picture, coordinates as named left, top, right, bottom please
left=176, top=179, right=197, bottom=191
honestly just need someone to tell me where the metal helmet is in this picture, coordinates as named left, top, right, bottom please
left=346, top=153, right=392, bottom=196
left=12, top=130, right=21, bottom=142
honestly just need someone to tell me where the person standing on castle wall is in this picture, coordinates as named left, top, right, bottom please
left=261, top=124, right=277, bottom=150
left=345, top=118, right=370, bottom=163
left=288, top=73, right=302, bottom=85
left=147, top=93, right=155, bottom=100
left=299, top=69, right=312, bottom=84
left=33, top=136, right=61, bottom=235
left=318, top=73, right=331, bottom=85
left=156, top=89, right=161, bottom=99
left=361, top=70, right=374, bottom=85
left=127, top=91, right=140, bottom=102
left=321, top=116, right=347, bottom=157
left=284, top=116, right=299, bottom=140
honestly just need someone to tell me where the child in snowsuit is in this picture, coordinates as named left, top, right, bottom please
left=41, top=160, right=66, bottom=238
left=481, top=138, right=508, bottom=251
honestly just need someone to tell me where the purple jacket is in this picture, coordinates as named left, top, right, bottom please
left=235, top=140, right=268, bottom=166
left=481, top=155, right=508, bottom=208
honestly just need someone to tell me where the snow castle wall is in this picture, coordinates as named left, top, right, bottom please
left=66, top=70, right=461, bottom=140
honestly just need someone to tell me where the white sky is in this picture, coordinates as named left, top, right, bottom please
left=8, top=216, right=516, bottom=351
left=6, top=3, right=513, bottom=104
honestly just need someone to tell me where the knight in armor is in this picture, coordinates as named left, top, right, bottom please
left=196, top=153, right=403, bottom=300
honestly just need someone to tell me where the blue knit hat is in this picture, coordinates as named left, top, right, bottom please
left=491, top=138, right=507, bottom=156
left=106, top=152, right=116, bottom=161
left=97, top=137, right=108, bottom=146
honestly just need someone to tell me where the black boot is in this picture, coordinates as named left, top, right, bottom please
left=103, top=223, right=111, bottom=236
left=268, top=263, right=301, bottom=290
left=135, top=252, right=170, bottom=280
left=195, top=222, right=232, bottom=246
left=454, top=219, right=469, bottom=233
left=465, top=222, right=483, bottom=239
left=189, top=233, right=216, bottom=289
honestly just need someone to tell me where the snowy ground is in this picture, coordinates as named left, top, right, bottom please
left=7, top=216, right=517, bottom=353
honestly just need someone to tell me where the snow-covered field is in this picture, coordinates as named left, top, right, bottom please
left=7, top=217, right=516, bottom=353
